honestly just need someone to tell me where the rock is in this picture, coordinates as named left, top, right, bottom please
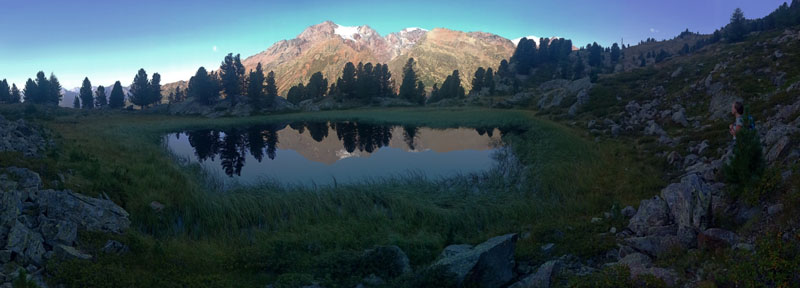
left=733, top=243, right=754, bottom=252
left=540, top=243, right=555, bottom=254
left=610, top=125, right=621, bottom=137
left=644, top=120, right=666, bottom=137
left=0, top=250, right=11, bottom=262
left=149, top=201, right=165, bottom=212
left=36, top=189, right=130, bottom=234
left=439, top=244, right=473, bottom=259
left=660, top=174, right=712, bottom=231
left=101, top=240, right=129, bottom=254
left=666, top=151, right=682, bottom=166
left=591, top=217, right=602, bottom=224
left=625, top=235, right=683, bottom=258
left=629, top=266, right=679, bottom=287
left=361, top=274, right=385, bottom=286
left=628, top=196, right=670, bottom=236
left=671, top=110, right=689, bottom=127
left=621, top=206, right=636, bottom=218
left=54, top=244, right=92, bottom=260
left=0, top=118, right=49, bottom=157
left=433, top=234, right=518, bottom=288
left=361, top=245, right=411, bottom=278
left=768, top=204, right=784, bottom=216
left=4, top=167, right=42, bottom=191
left=700, top=228, right=738, bottom=247
left=671, top=67, right=683, bottom=78
left=587, top=120, right=597, bottom=129
left=5, top=221, right=46, bottom=265
left=609, top=227, right=617, bottom=234
left=38, top=217, right=77, bottom=246
left=617, top=252, right=652, bottom=268
left=508, top=260, right=561, bottom=288
left=766, top=136, right=792, bottom=163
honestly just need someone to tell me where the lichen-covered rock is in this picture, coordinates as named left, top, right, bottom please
left=433, top=233, right=518, bottom=288
left=37, top=189, right=130, bottom=234
left=660, top=174, right=712, bottom=231
left=628, top=196, right=670, bottom=236
left=5, top=221, right=46, bottom=265
left=509, top=260, right=561, bottom=288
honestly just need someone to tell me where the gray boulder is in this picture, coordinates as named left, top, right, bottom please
left=54, top=244, right=92, bottom=260
left=660, top=174, right=712, bottom=231
left=361, top=245, right=411, bottom=278
left=5, top=221, right=46, bottom=265
left=628, top=196, right=670, bottom=236
left=624, top=235, right=683, bottom=258
left=37, top=189, right=130, bottom=234
left=508, top=260, right=561, bottom=288
left=433, top=233, right=518, bottom=288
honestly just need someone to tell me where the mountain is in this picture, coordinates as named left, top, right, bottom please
left=238, top=21, right=517, bottom=95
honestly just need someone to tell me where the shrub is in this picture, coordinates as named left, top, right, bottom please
left=723, top=123, right=765, bottom=201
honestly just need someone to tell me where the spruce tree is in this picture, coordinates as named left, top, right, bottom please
left=415, top=81, right=426, bottom=105
left=398, top=58, right=419, bottom=104
left=287, top=83, right=305, bottom=105
left=79, top=77, right=94, bottom=109
left=0, top=79, right=9, bottom=103
left=10, top=84, right=21, bottom=104
left=48, top=73, right=62, bottom=106
left=220, top=53, right=245, bottom=104
left=73, top=96, right=81, bottom=109
left=306, top=71, right=327, bottom=101
left=470, top=67, right=485, bottom=95
left=23, top=79, right=37, bottom=103
left=95, top=85, right=107, bottom=108
left=610, top=43, right=621, bottom=63
left=726, top=8, right=747, bottom=42
left=33, top=71, right=49, bottom=104
left=150, top=73, right=162, bottom=106
left=188, top=67, right=219, bottom=105
left=483, top=67, right=495, bottom=95
left=265, top=71, right=278, bottom=108
left=109, top=81, right=125, bottom=108
left=130, top=68, right=150, bottom=109
left=338, top=62, right=357, bottom=100
left=247, top=63, right=266, bottom=109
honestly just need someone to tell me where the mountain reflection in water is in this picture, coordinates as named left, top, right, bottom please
left=166, top=122, right=518, bottom=187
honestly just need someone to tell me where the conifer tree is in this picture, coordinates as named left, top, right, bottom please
left=48, top=73, right=62, bottom=106
left=109, top=81, right=125, bottom=108
left=23, top=79, right=37, bottom=103
left=610, top=43, right=621, bottom=63
left=726, top=8, right=747, bottom=42
left=95, top=85, right=107, bottom=108
left=188, top=67, right=220, bottom=105
left=79, top=77, right=94, bottom=109
left=10, top=84, right=21, bottom=103
left=265, top=71, right=278, bottom=107
left=73, top=95, right=81, bottom=108
left=0, top=80, right=9, bottom=103
left=484, top=68, right=495, bottom=95
left=287, top=83, right=305, bottom=105
left=130, top=69, right=150, bottom=109
left=306, top=71, right=328, bottom=102
left=247, top=63, right=266, bottom=109
left=399, top=58, right=420, bottom=104
left=470, top=67, right=485, bottom=95
left=415, top=81, right=426, bottom=105
left=220, top=53, right=245, bottom=104
left=150, top=73, right=162, bottom=106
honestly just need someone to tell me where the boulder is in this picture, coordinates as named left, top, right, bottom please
left=433, top=233, right=518, bottom=288
left=700, top=228, right=738, bottom=247
left=36, top=189, right=130, bottom=234
left=768, top=204, right=784, bottom=216
left=361, top=245, right=411, bottom=279
left=38, top=217, right=77, bottom=246
left=508, top=260, right=561, bottom=288
left=621, top=206, right=636, bottom=218
left=671, top=109, right=689, bottom=127
left=54, top=244, right=92, bottom=260
left=5, top=221, right=46, bottom=266
left=660, top=174, right=712, bottom=231
left=628, top=196, right=670, bottom=236
left=766, top=136, right=792, bottom=163
left=624, top=235, right=683, bottom=258
left=101, top=240, right=129, bottom=254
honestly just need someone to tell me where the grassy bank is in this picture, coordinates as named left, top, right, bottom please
left=1, top=106, right=664, bottom=287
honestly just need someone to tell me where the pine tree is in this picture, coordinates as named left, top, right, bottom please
left=48, top=73, right=62, bottom=106
left=415, top=81, right=426, bottom=105
left=588, top=43, right=603, bottom=67
left=79, top=77, right=94, bottom=109
left=510, top=38, right=536, bottom=75
left=398, top=58, right=419, bottom=104
left=287, top=83, right=305, bottom=105
left=247, top=63, right=266, bottom=110
left=483, top=68, right=495, bottom=95
left=10, top=84, right=21, bottom=104
left=130, top=69, right=150, bottom=109
left=265, top=71, right=278, bottom=108
left=32, top=71, right=50, bottom=104
left=109, top=81, right=125, bottom=108
left=220, top=53, right=245, bottom=104
left=338, top=62, right=357, bottom=101
left=150, top=73, right=162, bottom=106
left=610, top=43, right=621, bottom=63
left=306, top=71, right=328, bottom=102
left=726, top=8, right=747, bottom=42
left=640, top=57, right=647, bottom=67
left=470, top=67, right=485, bottom=95
left=95, top=85, right=107, bottom=108
left=73, top=95, right=81, bottom=108
left=497, top=59, right=511, bottom=79
left=23, top=79, right=37, bottom=103
left=188, top=67, right=220, bottom=105
left=0, top=79, right=10, bottom=103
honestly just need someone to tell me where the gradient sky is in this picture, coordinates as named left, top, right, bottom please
left=0, top=0, right=788, bottom=89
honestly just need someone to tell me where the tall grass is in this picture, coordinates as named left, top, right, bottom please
left=1, top=106, right=664, bottom=286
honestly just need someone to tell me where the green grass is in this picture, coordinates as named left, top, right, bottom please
left=2, top=105, right=664, bottom=287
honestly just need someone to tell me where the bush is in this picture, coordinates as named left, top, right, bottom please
left=723, top=124, right=765, bottom=201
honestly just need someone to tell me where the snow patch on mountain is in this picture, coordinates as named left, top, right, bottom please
left=334, top=24, right=362, bottom=41
left=402, top=27, right=428, bottom=33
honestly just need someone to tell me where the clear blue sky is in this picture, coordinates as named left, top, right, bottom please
left=0, top=0, right=787, bottom=89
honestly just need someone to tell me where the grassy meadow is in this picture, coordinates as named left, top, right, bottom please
left=0, top=105, right=664, bottom=287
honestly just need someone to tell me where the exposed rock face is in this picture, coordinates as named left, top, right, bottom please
left=660, top=174, right=712, bottom=231
left=0, top=116, right=49, bottom=157
left=433, top=233, right=518, bottom=288
left=628, top=196, right=670, bottom=236
left=0, top=167, right=130, bottom=286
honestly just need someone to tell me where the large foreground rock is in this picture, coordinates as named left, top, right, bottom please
left=509, top=260, right=561, bottom=288
left=0, top=116, right=49, bottom=157
left=628, top=196, right=670, bottom=236
left=660, top=174, right=712, bottom=231
left=37, top=189, right=130, bottom=234
left=433, top=233, right=518, bottom=288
